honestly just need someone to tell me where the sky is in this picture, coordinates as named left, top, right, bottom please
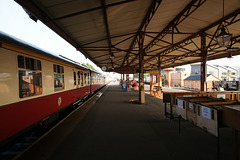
left=0, top=0, right=239, bottom=76
left=0, top=0, right=120, bottom=77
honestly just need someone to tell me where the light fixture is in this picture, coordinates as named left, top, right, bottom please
left=216, top=0, right=232, bottom=47
left=110, top=54, right=115, bottom=59
left=216, top=25, right=232, bottom=47
left=227, top=52, right=232, bottom=59
left=101, top=66, right=107, bottom=71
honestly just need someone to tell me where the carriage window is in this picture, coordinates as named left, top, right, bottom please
left=84, top=73, right=87, bottom=85
left=81, top=72, right=83, bottom=86
left=37, top=60, right=41, bottom=71
left=19, top=71, right=42, bottom=98
left=18, top=55, right=25, bottom=68
left=54, top=64, right=57, bottom=72
left=73, top=72, right=76, bottom=86
left=25, top=57, right=31, bottom=70
left=54, top=74, right=64, bottom=91
left=18, top=55, right=42, bottom=98
left=88, top=73, right=90, bottom=85
left=18, top=55, right=41, bottom=71
left=53, top=64, right=64, bottom=91
left=53, top=64, right=64, bottom=73
left=77, top=71, right=80, bottom=85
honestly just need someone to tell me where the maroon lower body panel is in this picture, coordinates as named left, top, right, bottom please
left=91, top=84, right=104, bottom=93
left=0, top=86, right=92, bottom=142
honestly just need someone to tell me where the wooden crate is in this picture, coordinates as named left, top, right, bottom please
left=221, top=105, right=240, bottom=130
left=186, top=102, right=197, bottom=125
left=163, top=91, right=240, bottom=106
left=196, top=101, right=239, bottom=137
left=196, top=104, right=220, bottom=136
left=176, top=96, right=216, bottom=120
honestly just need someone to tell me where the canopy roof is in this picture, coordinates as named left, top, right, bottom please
left=15, top=0, right=240, bottom=73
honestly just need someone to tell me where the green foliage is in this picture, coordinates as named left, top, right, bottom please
left=82, top=63, right=97, bottom=71
left=227, top=70, right=233, bottom=78
left=134, top=73, right=149, bottom=78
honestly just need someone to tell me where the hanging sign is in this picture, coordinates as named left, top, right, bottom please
left=145, top=71, right=159, bottom=74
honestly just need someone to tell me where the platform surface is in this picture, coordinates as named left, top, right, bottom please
left=17, top=82, right=237, bottom=160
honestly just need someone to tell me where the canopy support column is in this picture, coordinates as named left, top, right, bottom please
left=201, top=32, right=207, bottom=91
left=126, top=74, right=130, bottom=92
left=138, top=32, right=145, bottom=104
left=157, top=57, right=162, bottom=97
left=167, top=71, right=171, bottom=88
left=150, top=74, right=154, bottom=95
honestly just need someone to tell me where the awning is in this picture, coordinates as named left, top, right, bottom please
left=15, top=0, right=240, bottom=73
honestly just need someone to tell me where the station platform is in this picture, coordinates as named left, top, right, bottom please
left=16, top=82, right=237, bottom=160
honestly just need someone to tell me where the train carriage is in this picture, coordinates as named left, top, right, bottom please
left=0, top=31, right=105, bottom=144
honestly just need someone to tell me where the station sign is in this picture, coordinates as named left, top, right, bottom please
left=145, top=71, right=159, bottom=74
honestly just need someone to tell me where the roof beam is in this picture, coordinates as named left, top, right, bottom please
left=81, top=32, right=136, bottom=47
left=156, top=36, right=240, bottom=68
left=53, top=0, right=136, bottom=21
left=142, top=8, right=240, bottom=68
left=14, top=0, right=96, bottom=63
left=129, top=0, right=207, bottom=64
left=121, top=0, right=162, bottom=66
left=101, top=0, right=114, bottom=68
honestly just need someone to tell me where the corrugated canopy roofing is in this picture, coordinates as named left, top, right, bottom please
left=15, top=0, right=240, bottom=73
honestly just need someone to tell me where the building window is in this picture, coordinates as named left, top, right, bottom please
left=53, top=64, right=64, bottom=91
left=195, top=81, right=198, bottom=87
left=18, top=55, right=42, bottom=98
left=209, top=71, right=214, bottom=74
left=194, top=69, right=198, bottom=74
left=222, top=72, right=227, bottom=75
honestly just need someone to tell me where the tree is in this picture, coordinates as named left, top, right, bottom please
left=227, top=70, right=232, bottom=80
left=82, top=63, right=97, bottom=71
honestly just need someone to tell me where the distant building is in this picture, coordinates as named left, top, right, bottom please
left=190, top=64, right=238, bottom=81
left=171, top=72, right=190, bottom=87
left=221, top=65, right=238, bottom=81
left=162, top=68, right=190, bottom=87
left=184, top=74, right=221, bottom=90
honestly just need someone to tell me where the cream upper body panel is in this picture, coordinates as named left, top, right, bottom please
left=0, top=48, right=19, bottom=106
left=0, top=47, right=89, bottom=107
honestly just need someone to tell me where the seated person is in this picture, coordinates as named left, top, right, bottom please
left=132, top=80, right=137, bottom=87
